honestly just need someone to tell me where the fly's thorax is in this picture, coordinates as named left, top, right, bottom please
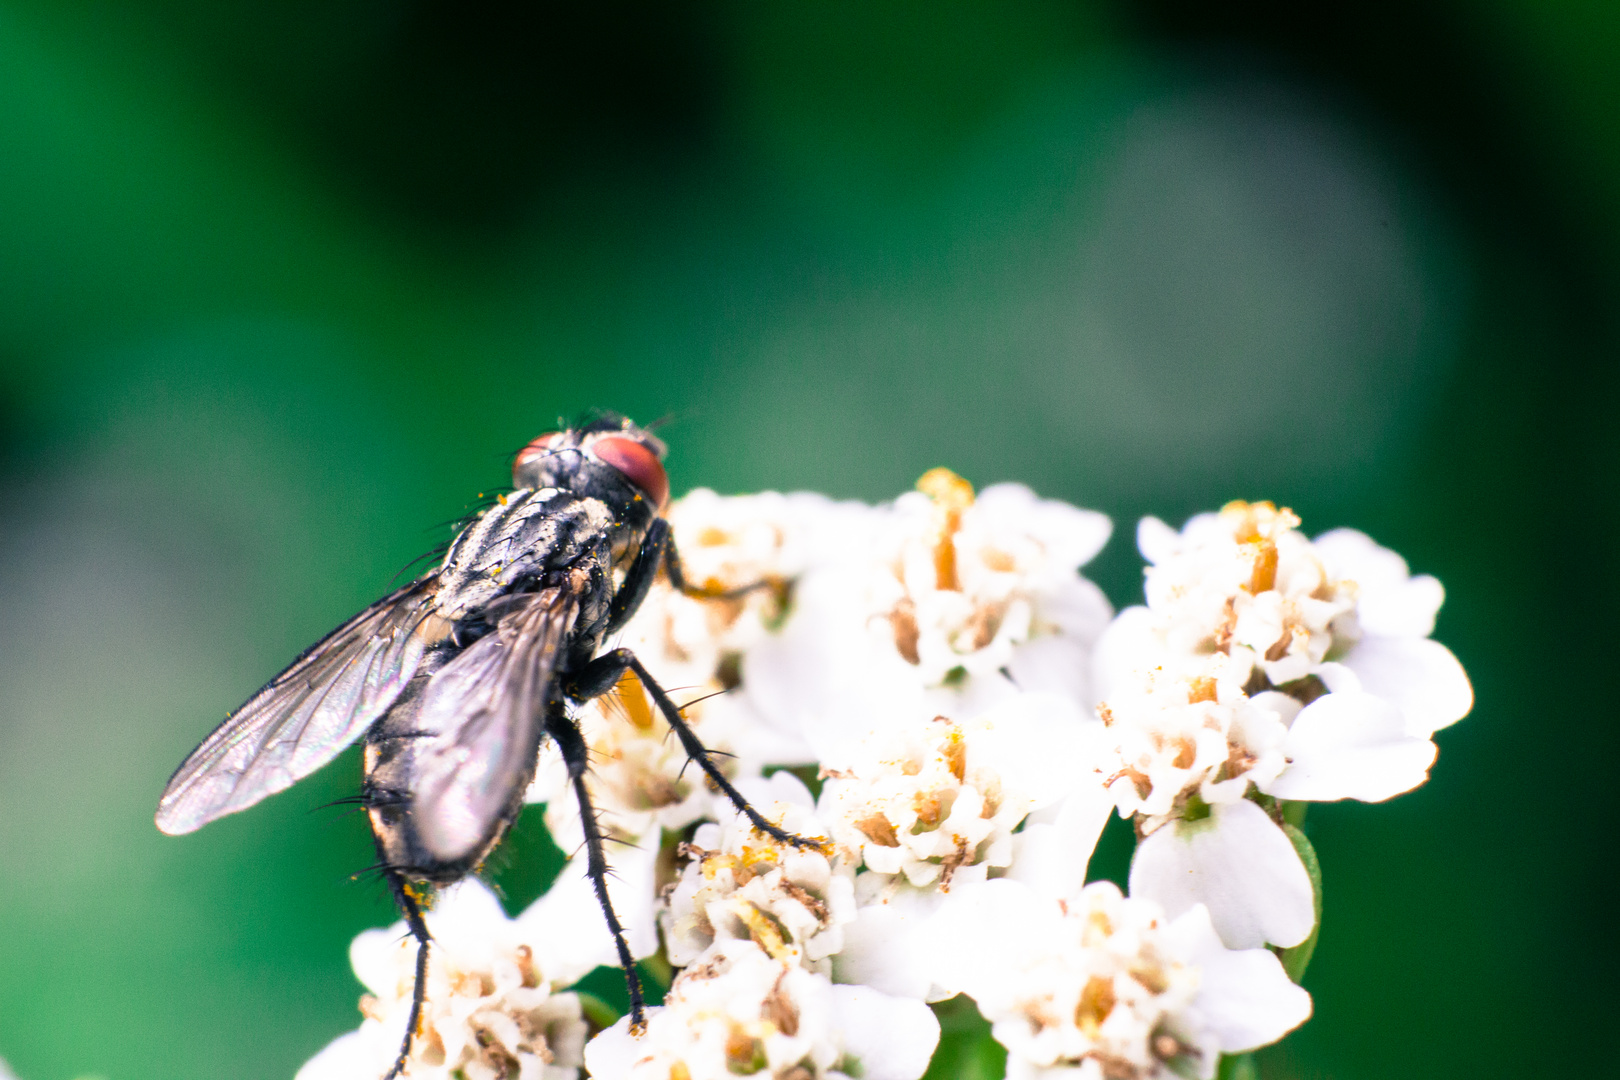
left=436, top=490, right=623, bottom=618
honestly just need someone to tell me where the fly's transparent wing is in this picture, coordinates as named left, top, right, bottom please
left=410, top=587, right=577, bottom=863
left=156, top=577, right=441, bottom=834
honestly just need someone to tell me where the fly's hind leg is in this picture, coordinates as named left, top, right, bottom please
left=545, top=700, right=647, bottom=1032
left=567, top=650, right=826, bottom=853
left=381, top=868, right=432, bottom=1080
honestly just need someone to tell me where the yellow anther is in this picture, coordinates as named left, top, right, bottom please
left=614, top=669, right=658, bottom=732
left=916, top=467, right=975, bottom=591
left=732, top=901, right=791, bottom=961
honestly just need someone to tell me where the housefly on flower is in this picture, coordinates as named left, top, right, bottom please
left=155, top=413, right=823, bottom=1078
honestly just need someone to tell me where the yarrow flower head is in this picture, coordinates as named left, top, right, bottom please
left=1094, top=501, right=1473, bottom=948
left=1138, top=502, right=1352, bottom=688
left=819, top=697, right=1089, bottom=891
left=584, top=939, right=940, bottom=1080
left=936, top=880, right=1310, bottom=1080
left=1097, top=673, right=1292, bottom=831
left=1096, top=501, right=1473, bottom=814
left=861, top=471, right=1113, bottom=691
left=661, top=773, right=856, bottom=971
left=643, top=489, right=871, bottom=693
left=746, top=474, right=1113, bottom=743
left=296, top=880, right=591, bottom=1080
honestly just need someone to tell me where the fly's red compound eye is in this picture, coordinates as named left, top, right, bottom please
left=593, top=436, right=668, bottom=508
left=513, top=432, right=563, bottom=482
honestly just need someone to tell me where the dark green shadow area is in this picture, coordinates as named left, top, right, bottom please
left=923, top=996, right=1007, bottom=1080
left=1086, top=810, right=1139, bottom=893
left=483, top=802, right=569, bottom=915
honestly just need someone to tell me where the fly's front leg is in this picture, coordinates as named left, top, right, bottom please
left=661, top=522, right=774, bottom=602
left=568, top=649, right=826, bottom=852
left=605, top=519, right=775, bottom=639
left=544, top=699, right=647, bottom=1032
left=604, top=519, right=670, bottom=636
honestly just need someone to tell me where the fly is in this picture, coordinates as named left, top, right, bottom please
left=155, top=413, right=820, bottom=1078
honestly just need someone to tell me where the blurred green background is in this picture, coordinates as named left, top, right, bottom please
left=0, top=2, right=1613, bottom=1077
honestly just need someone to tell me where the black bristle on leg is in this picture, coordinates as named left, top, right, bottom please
left=382, top=869, right=433, bottom=1080
left=572, top=771, right=647, bottom=1032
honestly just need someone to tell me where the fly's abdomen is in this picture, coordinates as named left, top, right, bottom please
left=363, top=583, right=568, bottom=882
left=363, top=651, right=457, bottom=880
left=362, top=648, right=540, bottom=883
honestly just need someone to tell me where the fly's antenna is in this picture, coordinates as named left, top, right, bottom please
left=644, top=404, right=703, bottom=435
left=643, top=411, right=680, bottom=433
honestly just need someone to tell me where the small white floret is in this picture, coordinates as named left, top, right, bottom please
left=660, top=773, right=855, bottom=971
left=1093, top=502, right=1473, bottom=827
left=583, top=939, right=940, bottom=1080
left=745, top=472, right=1113, bottom=744
left=529, top=490, right=864, bottom=846
left=934, top=879, right=1309, bottom=1080
left=297, top=878, right=592, bottom=1080
left=1128, top=800, right=1314, bottom=950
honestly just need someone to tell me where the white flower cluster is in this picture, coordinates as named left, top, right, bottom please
left=936, top=880, right=1310, bottom=1080
left=659, top=772, right=856, bottom=973
left=300, top=482, right=1469, bottom=1080
left=1093, top=502, right=1472, bottom=950
left=297, top=877, right=596, bottom=1080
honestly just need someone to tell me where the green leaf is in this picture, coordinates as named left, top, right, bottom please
left=1216, top=1051, right=1259, bottom=1080
left=574, top=991, right=620, bottom=1034
left=1281, top=800, right=1309, bottom=829
left=1277, top=821, right=1323, bottom=983
left=922, top=995, right=1007, bottom=1080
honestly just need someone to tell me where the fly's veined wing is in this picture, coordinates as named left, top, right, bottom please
left=155, top=577, right=441, bottom=835
left=409, top=587, right=577, bottom=863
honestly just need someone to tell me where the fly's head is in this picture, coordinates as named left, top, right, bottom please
left=513, top=413, right=669, bottom=534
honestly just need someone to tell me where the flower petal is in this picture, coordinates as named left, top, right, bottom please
left=518, top=840, right=661, bottom=983
left=832, top=888, right=947, bottom=1000
left=1004, top=779, right=1114, bottom=902
left=1129, top=800, right=1313, bottom=949
left=1263, top=691, right=1438, bottom=802
left=1136, top=515, right=1182, bottom=564
left=1007, top=634, right=1093, bottom=703
left=582, top=1015, right=638, bottom=1080
left=1312, top=528, right=1442, bottom=637
left=1164, top=905, right=1312, bottom=1053
left=829, top=984, right=942, bottom=1080
left=977, top=483, right=1113, bottom=570
left=294, top=1032, right=370, bottom=1080
left=1342, top=636, right=1473, bottom=736
left=1089, top=605, right=1156, bottom=704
